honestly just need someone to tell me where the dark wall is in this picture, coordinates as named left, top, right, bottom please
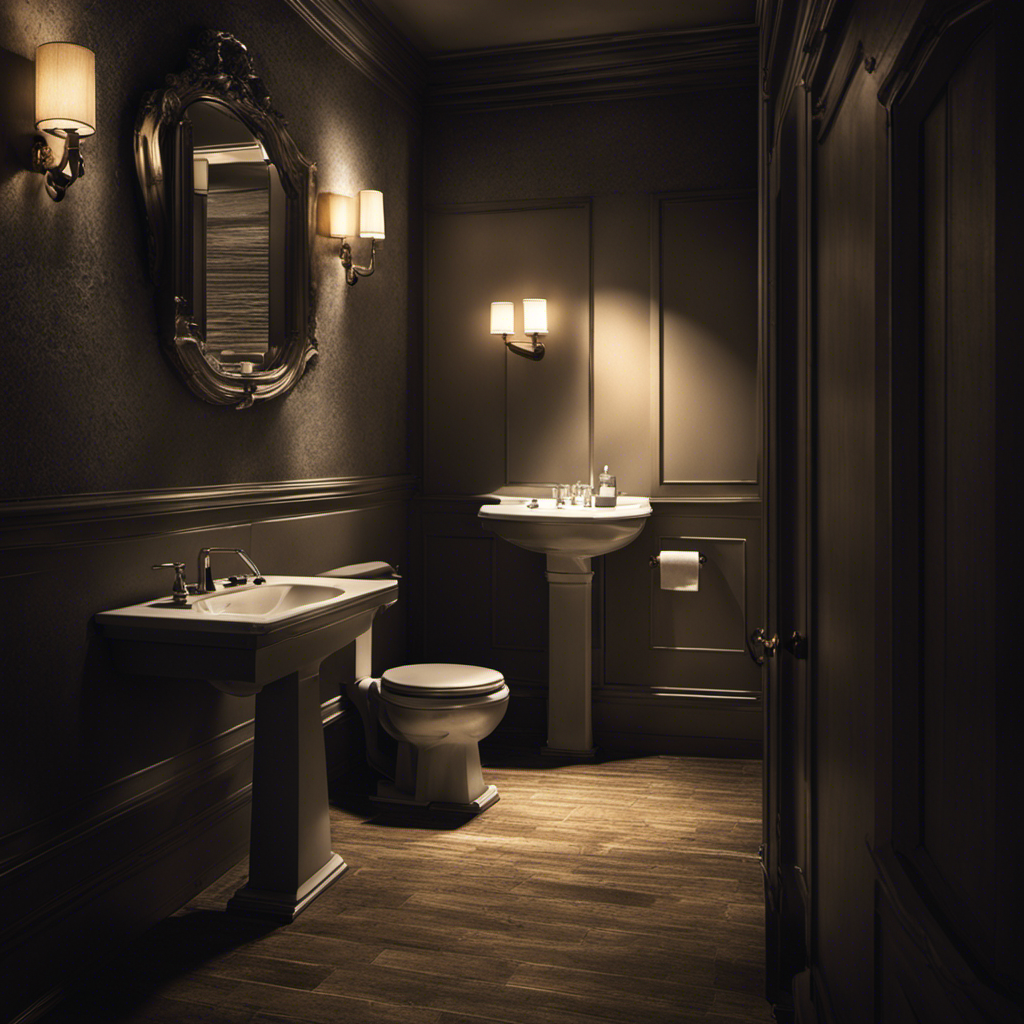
left=419, top=84, right=762, bottom=752
left=0, top=0, right=418, bottom=499
left=0, top=3, right=419, bottom=1019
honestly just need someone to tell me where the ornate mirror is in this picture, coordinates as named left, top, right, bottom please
left=135, top=32, right=316, bottom=408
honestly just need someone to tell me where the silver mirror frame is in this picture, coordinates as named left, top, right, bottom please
left=134, top=31, right=317, bottom=409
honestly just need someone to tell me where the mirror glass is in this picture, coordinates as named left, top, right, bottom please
left=186, top=100, right=284, bottom=375
left=134, top=31, right=317, bottom=408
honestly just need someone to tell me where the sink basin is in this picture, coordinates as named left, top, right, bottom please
left=96, top=572, right=398, bottom=921
left=192, top=581, right=345, bottom=619
left=478, top=495, right=652, bottom=559
left=96, top=575, right=397, bottom=692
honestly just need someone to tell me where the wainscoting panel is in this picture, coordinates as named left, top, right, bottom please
left=0, top=476, right=411, bottom=1024
left=604, top=502, right=762, bottom=699
left=650, top=535, right=747, bottom=652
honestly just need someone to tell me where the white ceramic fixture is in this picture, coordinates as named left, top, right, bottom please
left=350, top=663, right=509, bottom=813
left=478, top=496, right=652, bottom=756
left=96, top=575, right=398, bottom=920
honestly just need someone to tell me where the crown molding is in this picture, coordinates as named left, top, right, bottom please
left=281, top=0, right=425, bottom=112
left=426, top=24, right=759, bottom=110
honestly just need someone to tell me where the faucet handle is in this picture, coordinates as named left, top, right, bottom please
left=152, top=562, right=189, bottom=605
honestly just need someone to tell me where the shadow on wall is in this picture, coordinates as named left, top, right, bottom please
left=0, top=48, right=36, bottom=193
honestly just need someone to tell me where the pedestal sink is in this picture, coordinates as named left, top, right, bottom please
left=96, top=575, right=397, bottom=919
left=478, top=497, right=652, bottom=755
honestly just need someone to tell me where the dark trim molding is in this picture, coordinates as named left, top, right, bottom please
left=281, top=0, right=425, bottom=111
left=0, top=474, right=416, bottom=548
left=426, top=24, right=759, bottom=110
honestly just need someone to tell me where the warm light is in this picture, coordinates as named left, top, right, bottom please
left=358, top=190, right=385, bottom=239
left=523, top=298, right=548, bottom=336
left=317, top=190, right=384, bottom=284
left=193, top=157, right=209, bottom=194
left=35, top=42, right=96, bottom=137
left=490, top=302, right=515, bottom=336
left=317, top=192, right=358, bottom=238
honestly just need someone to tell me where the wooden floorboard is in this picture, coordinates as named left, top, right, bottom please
left=39, top=754, right=773, bottom=1024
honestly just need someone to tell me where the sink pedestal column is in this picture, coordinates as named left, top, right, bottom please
left=544, top=554, right=597, bottom=757
left=227, top=663, right=347, bottom=920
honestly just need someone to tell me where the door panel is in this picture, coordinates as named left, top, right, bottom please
left=764, top=85, right=813, bottom=1006
left=883, top=7, right=1020, bottom=1017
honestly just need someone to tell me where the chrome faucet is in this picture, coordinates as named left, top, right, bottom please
left=196, top=547, right=264, bottom=593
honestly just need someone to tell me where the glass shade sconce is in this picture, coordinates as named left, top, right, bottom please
left=317, top=190, right=385, bottom=285
left=491, top=298, right=547, bottom=360
left=31, top=42, right=96, bottom=202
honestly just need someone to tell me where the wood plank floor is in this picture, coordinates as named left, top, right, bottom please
left=41, top=754, right=773, bottom=1024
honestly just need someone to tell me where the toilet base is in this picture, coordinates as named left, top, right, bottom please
left=371, top=781, right=500, bottom=816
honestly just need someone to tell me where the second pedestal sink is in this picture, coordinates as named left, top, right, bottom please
left=479, top=496, right=652, bottom=756
left=96, top=574, right=398, bottom=920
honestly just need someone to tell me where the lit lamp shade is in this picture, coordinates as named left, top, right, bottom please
left=35, top=42, right=96, bottom=137
left=523, top=298, right=548, bottom=335
left=358, top=190, right=385, bottom=239
left=193, top=157, right=209, bottom=195
left=490, top=302, right=515, bottom=336
left=316, top=192, right=358, bottom=238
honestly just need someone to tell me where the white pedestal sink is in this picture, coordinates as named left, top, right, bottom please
left=478, top=497, right=652, bottom=755
left=96, top=575, right=397, bottom=919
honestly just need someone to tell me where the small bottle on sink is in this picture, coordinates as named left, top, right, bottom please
left=595, top=465, right=617, bottom=507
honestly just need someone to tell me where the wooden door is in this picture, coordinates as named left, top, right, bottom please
left=876, top=4, right=1021, bottom=1019
left=763, top=82, right=814, bottom=1011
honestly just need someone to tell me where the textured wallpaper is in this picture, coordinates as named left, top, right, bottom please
left=0, top=0, right=421, bottom=499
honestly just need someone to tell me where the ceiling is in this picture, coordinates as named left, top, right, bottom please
left=367, top=0, right=757, bottom=56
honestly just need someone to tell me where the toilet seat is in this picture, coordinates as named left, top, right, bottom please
left=381, top=663, right=506, bottom=699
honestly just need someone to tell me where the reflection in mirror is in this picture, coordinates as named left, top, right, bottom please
left=187, top=100, right=284, bottom=374
left=134, top=31, right=316, bottom=408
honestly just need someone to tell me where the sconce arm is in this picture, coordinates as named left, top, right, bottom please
left=340, top=238, right=378, bottom=286
left=503, top=334, right=546, bottom=361
left=32, top=130, right=85, bottom=202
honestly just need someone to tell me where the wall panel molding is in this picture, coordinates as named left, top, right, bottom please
left=652, top=189, right=760, bottom=497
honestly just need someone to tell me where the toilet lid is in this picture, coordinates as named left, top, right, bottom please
left=381, top=663, right=506, bottom=698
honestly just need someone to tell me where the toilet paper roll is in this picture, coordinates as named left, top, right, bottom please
left=659, top=550, right=700, bottom=591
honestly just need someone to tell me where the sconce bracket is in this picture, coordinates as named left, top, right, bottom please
left=339, top=239, right=377, bottom=286
left=32, top=132, right=84, bottom=202
left=505, top=336, right=545, bottom=361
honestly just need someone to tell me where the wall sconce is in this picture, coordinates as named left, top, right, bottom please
left=491, top=299, right=547, bottom=360
left=317, top=190, right=385, bottom=285
left=31, top=42, right=96, bottom=202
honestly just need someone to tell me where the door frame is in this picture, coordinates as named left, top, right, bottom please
left=762, top=63, right=816, bottom=1015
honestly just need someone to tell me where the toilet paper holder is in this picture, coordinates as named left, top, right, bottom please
left=649, top=552, right=705, bottom=567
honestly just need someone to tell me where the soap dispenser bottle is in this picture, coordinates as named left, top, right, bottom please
left=595, top=465, right=617, bottom=507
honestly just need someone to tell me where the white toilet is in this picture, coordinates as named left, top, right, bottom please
left=323, top=564, right=509, bottom=814
left=349, top=664, right=509, bottom=812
